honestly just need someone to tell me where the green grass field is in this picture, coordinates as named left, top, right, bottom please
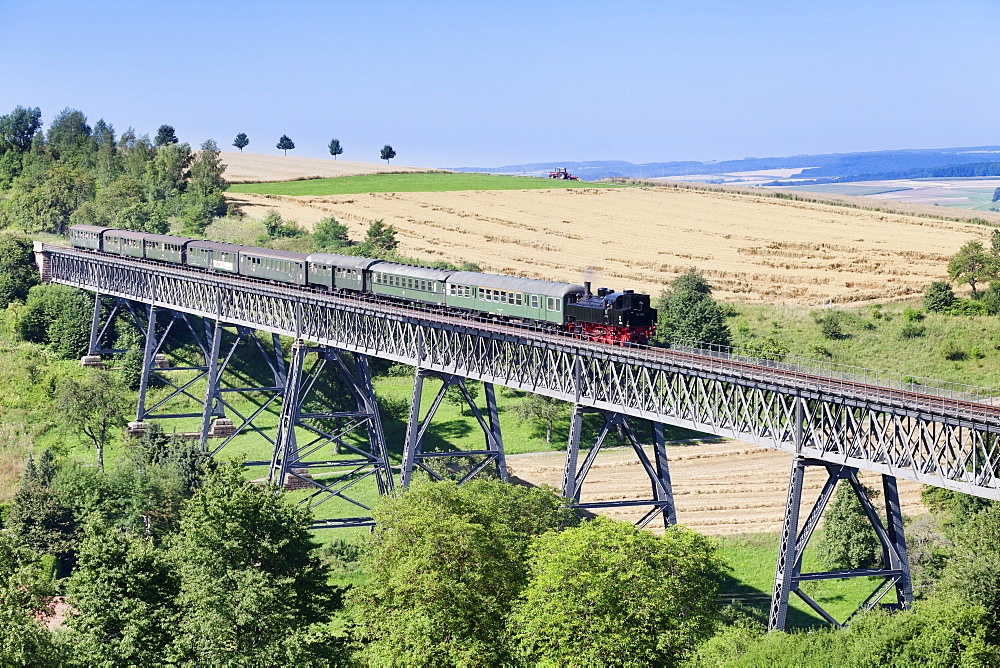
left=227, top=172, right=621, bottom=196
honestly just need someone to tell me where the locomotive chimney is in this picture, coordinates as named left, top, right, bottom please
left=584, top=281, right=592, bottom=296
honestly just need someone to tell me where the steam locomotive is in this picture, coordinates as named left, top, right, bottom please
left=69, top=224, right=658, bottom=345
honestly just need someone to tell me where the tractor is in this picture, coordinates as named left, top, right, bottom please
left=548, top=167, right=580, bottom=180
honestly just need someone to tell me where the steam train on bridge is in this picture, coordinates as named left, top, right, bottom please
left=69, top=224, right=657, bottom=345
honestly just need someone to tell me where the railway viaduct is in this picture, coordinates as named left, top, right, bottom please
left=35, top=243, right=1000, bottom=631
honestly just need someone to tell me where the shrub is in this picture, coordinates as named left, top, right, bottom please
left=754, top=335, right=789, bottom=361
left=947, top=298, right=989, bottom=316
left=815, top=310, right=846, bottom=340
left=902, top=306, right=924, bottom=322
left=924, top=281, right=955, bottom=313
left=807, top=343, right=832, bottom=358
left=942, top=340, right=966, bottom=361
left=900, top=322, right=926, bottom=339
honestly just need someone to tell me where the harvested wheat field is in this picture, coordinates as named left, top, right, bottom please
left=508, top=439, right=927, bottom=535
left=228, top=185, right=988, bottom=304
left=220, top=152, right=443, bottom=183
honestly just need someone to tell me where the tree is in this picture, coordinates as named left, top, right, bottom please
left=57, top=369, right=130, bottom=471
left=189, top=139, right=227, bottom=196
left=15, top=284, right=92, bottom=358
left=4, top=450, right=77, bottom=572
left=65, top=528, right=178, bottom=665
left=328, top=138, right=343, bottom=159
left=0, top=534, right=60, bottom=664
left=364, top=218, right=398, bottom=253
left=656, top=268, right=731, bottom=346
left=0, top=105, right=43, bottom=151
left=0, top=233, right=40, bottom=308
left=511, top=517, right=724, bottom=666
left=46, top=108, right=91, bottom=162
left=169, top=464, right=335, bottom=664
left=154, top=124, right=178, bottom=147
left=924, top=280, right=955, bottom=313
left=380, top=144, right=396, bottom=163
left=312, top=215, right=350, bottom=250
left=938, top=503, right=1000, bottom=628
left=514, top=394, right=570, bottom=443
left=276, top=134, right=295, bottom=155
left=4, top=164, right=96, bottom=234
left=817, top=481, right=882, bottom=570
left=346, top=479, right=576, bottom=666
left=993, top=187, right=1000, bottom=203
left=948, top=239, right=997, bottom=297
left=232, top=132, right=249, bottom=152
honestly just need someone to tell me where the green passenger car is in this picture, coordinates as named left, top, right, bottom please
left=369, top=262, right=452, bottom=305
left=239, top=247, right=306, bottom=285
left=444, top=271, right=585, bottom=325
left=186, top=240, right=242, bottom=273
left=306, top=253, right=382, bottom=291
left=143, top=234, right=187, bottom=264
left=103, top=230, right=146, bottom=258
left=69, top=224, right=106, bottom=250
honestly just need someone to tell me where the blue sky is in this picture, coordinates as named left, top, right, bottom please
left=3, top=1, right=998, bottom=168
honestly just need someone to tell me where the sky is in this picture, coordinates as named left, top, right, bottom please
left=3, top=1, right=999, bottom=168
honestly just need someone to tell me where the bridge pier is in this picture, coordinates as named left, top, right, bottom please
left=769, top=456, right=913, bottom=631
left=562, top=406, right=676, bottom=529
left=401, top=369, right=507, bottom=487
left=269, top=341, right=393, bottom=529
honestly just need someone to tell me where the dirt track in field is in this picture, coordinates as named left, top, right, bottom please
left=227, top=185, right=986, bottom=304
left=508, top=439, right=927, bottom=535
left=220, top=152, right=442, bottom=183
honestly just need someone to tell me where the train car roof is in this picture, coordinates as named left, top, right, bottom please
left=306, top=253, right=383, bottom=271
left=103, top=229, right=147, bottom=240
left=186, top=240, right=244, bottom=252
left=447, top=271, right=585, bottom=298
left=373, top=262, right=454, bottom=281
left=143, top=233, right=192, bottom=245
left=238, top=246, right=307, bottom=262
left=69, top=224, right=111, bottom=234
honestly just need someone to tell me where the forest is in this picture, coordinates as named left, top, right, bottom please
left=3, top=104, right=1000, bottom=665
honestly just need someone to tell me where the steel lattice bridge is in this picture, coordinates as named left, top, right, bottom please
left=35, top=243, right=1000, bottom=631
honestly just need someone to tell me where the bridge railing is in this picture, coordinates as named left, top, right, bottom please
left=668, top=337, right=1000, bottom=413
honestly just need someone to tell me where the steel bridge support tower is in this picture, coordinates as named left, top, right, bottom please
left=769, top=456, right=913, bottom=631
left=562, top=406, right=676, bottom=528
left=269, top=341, right=394, bottom=528
left=401, top=369, right=508, bottom=487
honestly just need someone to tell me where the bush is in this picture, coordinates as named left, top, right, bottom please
left=924, top=281, right=955, bottom=313
left=902, top=307, right=924, bottom=322
left=899, top=322, right=926, bottom=339
left=947, top=298, right=989, bottom=316
left=754, top=335, right=789, bottom=361
left=815, top=310, right=846, bottom=340
left=942, top=340, right=966, bottom=361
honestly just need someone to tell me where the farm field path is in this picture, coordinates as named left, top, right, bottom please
left=227, top=185, right=987, bottom=304
left=507, top=439, right=927, bottom=535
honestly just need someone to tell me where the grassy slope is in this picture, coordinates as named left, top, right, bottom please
left=227, top=172, right=621, bottom=196
left=729, top=301, right=1000, bottom=389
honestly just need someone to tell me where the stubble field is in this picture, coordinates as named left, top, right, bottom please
left=507, top=440, right=927, bottom=535
left=228, top=184, right=989, bottom=304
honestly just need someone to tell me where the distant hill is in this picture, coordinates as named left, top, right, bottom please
left=450, top=146, right=1000, bottom=183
